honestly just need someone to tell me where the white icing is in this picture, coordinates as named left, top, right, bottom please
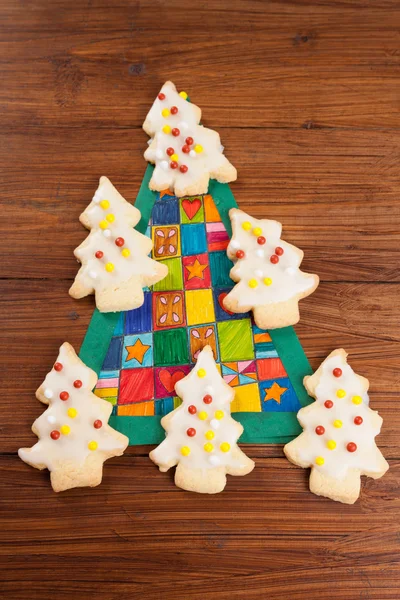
left=225, top=210, right=317, bottom=308
left=18, top=343, right=127, bottom=472
left=296, top=353, right=385, bottom=480
left=143, top=81, right=236, bottom=197
left=150, top=347, right=251, bottom=471
left=72, top=177, right=164, bottom=295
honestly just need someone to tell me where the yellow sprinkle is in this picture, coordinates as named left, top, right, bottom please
left=253, top=227, right=262, bottom=236
left=100, top=200, right=110, bottom=209
left=121, top=248, right=130, bottom=258
left=248, top=279, right=258, bottom=288
left=179, top=91, right=188, bottom=100
left=171, top=153, right=179, bottom=162
left=105, top=262, right=115, bottom=273
left=67, top=408, right=78, bottom=419
left=162, top=125, right=171, bottom=134
left=315, top=456, right=325, bottom=466
left=197, top=368, right=206, bottom=378
left=263, top=277, right=272, bottom=286
left=106, top=213, right=115, bottom=223
left=161, top=108, right=170, bottom=118
left=194, top=144, right=203, bottom=154
left=198, top=411, right=208, bottom=421
left=215, top=410, right=224, bottom=420
left=220, top=442, right=231, bottom=453
left=60, top=425, right=70, bottom=436
left=99, top=220, right=109, bottom=230
left=327, top=440, right=336, bottom=450
left=205, top=431, right=215, bottom=440
left=336, top=389, right=346, bottom=398
left=88, top=441, right=98, bottom=451
left=180, top=446, right=190, bottom=456
left=333, top=420, right=343, bottom=429
left=242, top=221, right=252, bottom=231
left=352, top=395, right=363, bottom=405
left=204, top=443, right=214, bottom=453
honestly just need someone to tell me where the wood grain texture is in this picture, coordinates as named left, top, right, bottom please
left=1, top=1, right=399, bottom=599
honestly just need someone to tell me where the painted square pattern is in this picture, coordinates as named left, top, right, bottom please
left=96, top=190, right=302, bottom=417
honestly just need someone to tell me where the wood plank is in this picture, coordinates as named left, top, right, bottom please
left=1, top=127, right=399, bottom=282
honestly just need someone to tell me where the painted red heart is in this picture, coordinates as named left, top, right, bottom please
left=182, top=198, right=201, bottom=221
left=218, top=292, right=234, bottom=316
left=158, top=369, right=186, bottom=394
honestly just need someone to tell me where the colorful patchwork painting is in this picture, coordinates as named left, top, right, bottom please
left=95, top=190, right=303, bottom=419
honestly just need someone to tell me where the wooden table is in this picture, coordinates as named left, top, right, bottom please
left=1, top=2, right=399, bottom=598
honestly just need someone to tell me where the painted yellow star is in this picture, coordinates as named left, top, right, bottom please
left=264, top=382, right=287, bottom=404
left=125, top=339, right=151, bottom=364
left=185, top=259, right=208, bottom=281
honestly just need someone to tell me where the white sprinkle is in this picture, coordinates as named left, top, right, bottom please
left=147, top=139, right=152, bottom=145
left=255, top=269, right=263, bottom=278
left=189, top=150, right=196, bottom=158
left=219, top=145, right=224, bottom=153
left=160, top=160, right=169, bottom=171
left=47, top=415, right=56, bottom=424
left=155, top=149, right=164, bottom=159
left=256, top=249, right=265, bottom=258
left=92, top=191, right=102, bottom=204
left=230, top=240, right=240, bottom=250
left=209, top=455, right=221, bottom=466
left=88, top=270, right=98, bottom=279
left=44, top=389, right=53, bottom=399
left=103, top=229, right=111, bottom=238
left=285, top=267, right=296, bottom=276
left=210, top=419, right=220, bottom=430
left=178, top=121, right=189, bottom=130
left=205, top=385, right=214, bottom=395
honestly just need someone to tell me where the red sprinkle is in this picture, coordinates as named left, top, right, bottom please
left=185, top=137, right=194, bottom=145
left=333, top=368, right=342, bottom=378
left=182, top=145, right=190, bottom=153
left=170, top=161, right=178, bottom=169
left=236, top=250, right=245, bottom=259
left=95, top=251, right=104, bottom=259
left=315, top=426, right=325, bottom=435
left=94, top=420, right=103, bottom=429
left=187, top=428, right=196, bottom=437
left=354, top=416, right=363, bottom=425
left=257, top=236, right=266, bottom=245
left=166, top=147, right=175, bottom=156
left=188, top=405, right=197, bottom=415
left=59, top=391, right=69, bottom=401
left=172, top=128, right=180, bottom=137
left=324, top=400, right=334, bottom=409
left=275, top=247, right=284, bottom=256
left=203, top=395, right=212, bottom=404
left=50, top=430, right=60, bottom=440
left=54, top=362, right=63, bottom=372
left=115, top=237, right=125, bottom=247
left=179, top=165, right=188, bottom=173
left=270, top=255, right=279, bottom=264
left=171, top=106, right=178, bottom=115
left=158, top=93, right=165, bottom=100
left=73, top=380, right=82, bottom=389
left=347, top=442, right=357, bottom=453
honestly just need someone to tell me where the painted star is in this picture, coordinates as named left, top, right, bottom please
left=264, top=382, right=287, bottom=404
left=185, top=259, right=208, bottom=280
left=125, top=339, right=151, bottom=364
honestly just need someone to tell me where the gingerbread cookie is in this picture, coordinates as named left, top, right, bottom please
left=143, top=81, right=237, bottom=197
left=149, top=345, right=254, bottom=493
left=223, top=208, right=319, bottom=329
left=284, top=349, right=389, bottom=504
left=69, top=176, right=168, bottom=312
left=18, top=342, right=129, bottom=492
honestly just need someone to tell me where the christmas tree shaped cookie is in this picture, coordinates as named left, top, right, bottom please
left=18, top=342, right=129, bottom=492
left=69, top=176, right=168, bottom=312
left=223, top=208, right=319, bottom=329
left=149, top=346, right=255, bottom=493
left=143, top=81, right=237, bottom=197
left=284, top=349, right=389, bottom=504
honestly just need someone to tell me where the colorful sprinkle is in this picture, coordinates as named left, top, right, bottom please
left=166, top=147, right=175, bottom=156
left=275, top=247, right=284, bottom=256
left=248, top=279, right=258, bottom=288
left=186, top=136, right=194, bottom=145
left=88, top=441, right=98, bottom=451
left=333, top=368, right=342, bottom=377
left=204, top=443, right=214, bottom=453
left=99, top=220, right=108, bottom=230
left=253, top=227, right=262, bottom=236
left=270, top=255, right=279, bottom=264
left=333, top=420, right=343, bottom=428
left=121, top=249, right=131, bottom=258
left=158, top=92, right=166, bottom=100
left=105, top=262, right=115, bottom=273
left=67, top=408, right=78, bottom=419
left=263, top=277, right=272, bottom=286
left=161, top=108, right=170, bottom=118
left=336, top=389, right=346, bottom=398
left=94, top=420, right=103, bottom=429
left=257, top=236, right=266, bottom=245
left=197, top=368, right=206, bottom=378
left=198, top=411, right=208, bottom=421
left=194, top=144, right=203, bottom=153
left=220, top=442, right=231, bottom=453
left=115, top=237, right=124, bottom=247
left=215, top=410, right=224, bottom=420
left=59, top=391, right=69, bottom=401
left=60, top=425, right=70, bottom=436
left=106, top=213, right=115, bottom=223
left=172, top=128, right=180, bottom=137
left=179, top=91, right=188, bottom=99
left=50, top=430, right=60, bottom=440
left=171, top=106, right=178, bottom=115
left=188, top=405, right=197, bottom=414
left=187, top=428, right=196, bottom=437
left=181, top=446, right=191, bottom=456
left=170, top=161, right=178, bottom=169
left=162, top=125, right=171, bottom=134
left=182, top=144, right=190, bottom=153
left=354, top=416, right=363, bottom=425
left=205, top=431, right=215, bottom=440
left=347, top=442, right=357, bottom=453
left=327, top=440, right=337, bottom=450
left=100, top=200, right=110, bottom=209
left=315, top=456, right=325, bottom=466
left=242, top=221, right=252, bottom=231
left=95, top=251, right=104, bottom=259
left=73, top=380, right=82, bottom=389
left=324, top=400, right=334, bottom=409
left=315, top=426, right=325, bottom=435
left=236, top=250, right=245, bottom=259
left=179, top=165, right=188, bottom=173
left=203, top=395, right=212, bottom=404
left=352, top=395, right=362, bottom=405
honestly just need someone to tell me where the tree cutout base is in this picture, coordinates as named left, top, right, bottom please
left=79, top=167, right=315, bottom=445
